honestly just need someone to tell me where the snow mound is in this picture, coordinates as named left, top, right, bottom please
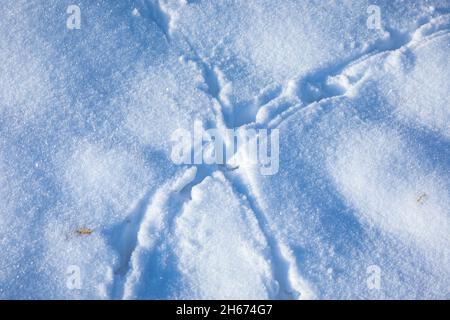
left=329, top=124, right=450, bottom=257
left=385, top=32, right=450, bottom=137
left=173, top=172, right=275, bottom=299
left=124, top=170, right=276, bottom=299
left=1, top=0, right=449, bottom=300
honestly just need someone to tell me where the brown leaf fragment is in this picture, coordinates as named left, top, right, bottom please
left=76, top=228, right=93, bottom=235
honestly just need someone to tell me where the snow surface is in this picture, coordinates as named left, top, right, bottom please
left=0, top=0, right=449, bottom=299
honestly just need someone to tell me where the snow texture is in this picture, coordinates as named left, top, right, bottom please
left=0, top=0, right=449, bottom=299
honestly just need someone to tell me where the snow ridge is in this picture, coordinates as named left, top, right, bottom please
left=2, top=1, right=450, bottom=299
left=119, top=10, right=450, bottom=300
left=261, top=14, right=450, bottom=129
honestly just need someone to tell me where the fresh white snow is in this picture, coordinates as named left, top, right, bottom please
left=0, top=0, right=449, bottom=299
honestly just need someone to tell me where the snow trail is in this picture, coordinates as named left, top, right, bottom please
left=119, top=12, right=450, bottom=300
